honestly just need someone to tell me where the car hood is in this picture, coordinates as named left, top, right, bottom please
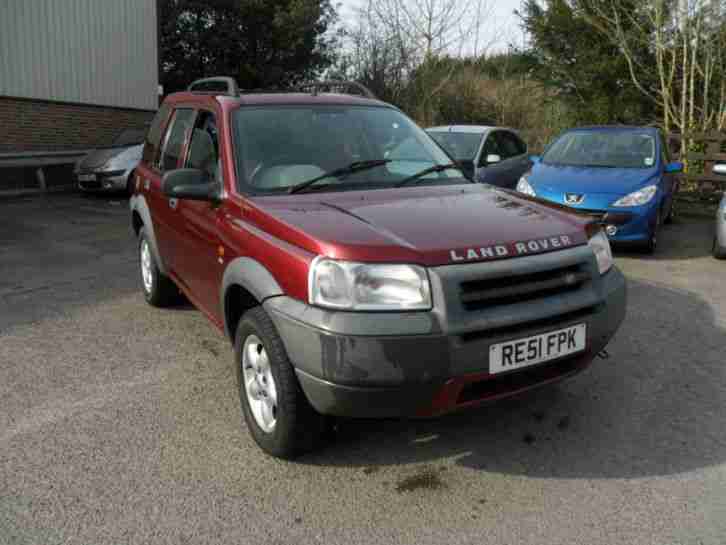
left=530, top=162, right=658, bottom=195
left=78, top=144, right=142, bottom=170
left=247, top=185, right=590, bottom=266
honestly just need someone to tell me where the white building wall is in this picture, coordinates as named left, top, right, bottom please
left=0, top=0, right=158, bottom=111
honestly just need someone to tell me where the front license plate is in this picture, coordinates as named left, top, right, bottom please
left=78, top=174, right=96, bottom=182
left=489, top=324, right=587, bottom=374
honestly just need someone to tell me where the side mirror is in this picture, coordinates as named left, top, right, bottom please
left=486, top=154, right=502, bottom=165
left=457, top=160, right=475, bottom=180
left=529, top=155, right=541, bottom=164
left=713, top=163, right=726, bottom=175
left=162, top=169, right=220, bottom=202
left=665, top=161, right=684, bottom=174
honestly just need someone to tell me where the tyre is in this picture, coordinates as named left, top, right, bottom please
left=714, top=236, right=726, bottom=259
left=138, top=227, right=178, bottom=307
left=664, top=200, right=675, bottom=224
left=235, top=306, right=325, bottom=458
left=643, top=211, right=661, bottom=254
left=126, top=173, right=136, bottom=197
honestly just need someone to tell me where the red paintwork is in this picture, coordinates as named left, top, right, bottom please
left=140, top=91, right=594, bottom=323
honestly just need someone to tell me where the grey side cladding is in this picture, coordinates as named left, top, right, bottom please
left=221, top=257, right=284, bottom=338
left=129, top=194, right=167, bottom=275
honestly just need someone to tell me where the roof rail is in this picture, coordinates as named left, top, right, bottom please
left=299, top=80, right=377, bottom=99
left=188, top=77, right=240, bottom=96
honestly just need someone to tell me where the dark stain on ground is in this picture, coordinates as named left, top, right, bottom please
left=557, top=415, right=570, bottom=430
left=362, top=466, right=379, bottom=475
left=532, top=410, right=546, bottom=422
left=201, top=339, right=220, bottom=357
left=395, top=469, right=445, bottom=493
left=523, top=432, right=536, bottom=445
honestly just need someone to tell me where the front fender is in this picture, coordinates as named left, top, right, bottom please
left=221, top=257, right=284, bottom=339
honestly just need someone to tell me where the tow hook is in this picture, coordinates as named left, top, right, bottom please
left=596, top=349, right=610, bottom=360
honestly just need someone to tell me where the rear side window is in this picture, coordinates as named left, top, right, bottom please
left=495, top=131, right=526, bottom=159
left=160, top=108, right=196, bottom=172
left=510, top=132, right=527, bottom=155
left=142, top=104, right=171, bottom=167
left=480, top=134, right=502, bottom=165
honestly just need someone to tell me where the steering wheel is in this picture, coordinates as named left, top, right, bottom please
left=249, top=153, right=301, bottom=186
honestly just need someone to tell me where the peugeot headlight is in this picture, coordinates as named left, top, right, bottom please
left=587, top=229, right=614, bottom=275
left=516, top=176, right=536, bottom=196
left=612, top=185, right=657, bottom=207
left=308, top=258, right=432, bottom=311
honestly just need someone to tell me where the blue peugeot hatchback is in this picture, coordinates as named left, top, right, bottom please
left=516, top=126, right=683, bottom=253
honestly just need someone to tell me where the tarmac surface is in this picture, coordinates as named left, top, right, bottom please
left=2, top=194, right=726, bottom=544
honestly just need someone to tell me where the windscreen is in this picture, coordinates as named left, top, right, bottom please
left=232, top=105, right=464, bottom=194
left=543, top=130, right=656, bottom=169
left=428, top=131, right=483, bottom=161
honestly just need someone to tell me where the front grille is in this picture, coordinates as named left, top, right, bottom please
left=457, top=355, right=583, bottom=403
left=79, top=179, right=101, bottom=189
left=570, top=208, right=606, bottom=219
left=572, top=209, right=634, bottom=226
left=459, top=264, right=590, bottom=311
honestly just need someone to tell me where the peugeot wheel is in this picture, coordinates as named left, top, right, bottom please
left=643, top=212, right=660, bottom=254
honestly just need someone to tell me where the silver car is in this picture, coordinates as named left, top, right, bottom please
left=426, top=125, right=531, bottom=189
left=713, top=163, right=726, bottom=259
left=75, top=128, right=146, bottom=194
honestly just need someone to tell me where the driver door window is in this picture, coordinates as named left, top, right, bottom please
left=186, top=111, right=220, bottom=183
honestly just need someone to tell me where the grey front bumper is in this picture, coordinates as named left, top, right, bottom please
left=265, top=257, right=627, bottom=418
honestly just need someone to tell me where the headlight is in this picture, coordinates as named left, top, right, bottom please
left=308, top=258, right=432, bottom=311
left=612, top=184, right=657, bottom=207
left=587, top=229, right=614, bottom=275
left=516, top=176, right=536, bottom=196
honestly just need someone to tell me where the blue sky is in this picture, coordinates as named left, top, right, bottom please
left=337, top=0, right=526, bottom=53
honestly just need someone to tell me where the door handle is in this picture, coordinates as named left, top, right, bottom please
left=169, top=198, right=178, bottom=210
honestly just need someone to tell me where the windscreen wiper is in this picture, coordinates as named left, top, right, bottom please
left=288, top=159, right=391, bottom=194
left=395, top=163, right=463, bottom=188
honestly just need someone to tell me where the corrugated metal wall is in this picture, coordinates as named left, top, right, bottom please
left=0, top=0, right=158, bottom=111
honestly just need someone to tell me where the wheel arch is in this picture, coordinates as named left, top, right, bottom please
left=221, top=257, right=284, bottom=341
left=129, top=195, right=167, bottom=275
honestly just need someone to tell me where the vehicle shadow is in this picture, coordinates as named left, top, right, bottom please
left=302, top=278, right=726, bottom=480
left=613, top=216, right=713, bottom=261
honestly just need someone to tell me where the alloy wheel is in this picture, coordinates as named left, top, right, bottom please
left=140, top=239, right=153, bottom=294
left=242, top=335, right=278, bottom=433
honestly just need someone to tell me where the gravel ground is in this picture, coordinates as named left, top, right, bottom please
left=2, top=194, right=726, bottom=545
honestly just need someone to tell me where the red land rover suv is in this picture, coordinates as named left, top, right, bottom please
left=130, top=78, right=626, bottom=458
